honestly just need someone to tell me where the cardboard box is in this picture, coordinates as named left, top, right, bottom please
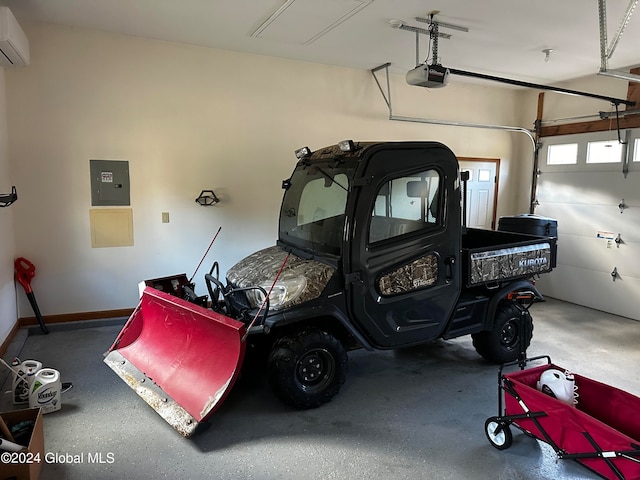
left=0, top=408, right=44, bottom=480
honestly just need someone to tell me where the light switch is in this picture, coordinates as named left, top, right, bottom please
left=162, top=212, right=170, bottom=223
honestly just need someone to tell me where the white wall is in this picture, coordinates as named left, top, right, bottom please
left=0, top=67, right=18, bottom=343
left=4, top=23, right=528, bottom=327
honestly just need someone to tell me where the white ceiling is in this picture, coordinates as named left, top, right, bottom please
left=3, top=0, right=640, bottom=86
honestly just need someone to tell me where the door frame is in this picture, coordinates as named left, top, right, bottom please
left=458, top=157, right=500, bottom=230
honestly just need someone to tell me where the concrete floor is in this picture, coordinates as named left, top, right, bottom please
left=1, top=297, right=639, bottom=480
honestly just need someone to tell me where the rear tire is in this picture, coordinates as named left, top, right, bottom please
left=472, top=302, right=533, bottom=363
left=267, top=329, right=347, bottom=409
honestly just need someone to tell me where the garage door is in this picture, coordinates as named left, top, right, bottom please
left=535, top=128, right=640, bottom=321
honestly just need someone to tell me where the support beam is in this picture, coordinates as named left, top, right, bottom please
left=626, top=67, right=640, bottom=107
left=539, top=113, right=640, bottom=137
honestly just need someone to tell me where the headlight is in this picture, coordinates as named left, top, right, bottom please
left=246, top=276, right=307, bottom=310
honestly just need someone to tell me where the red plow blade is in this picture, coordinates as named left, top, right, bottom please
left=104, top=287, right=246, bottom=437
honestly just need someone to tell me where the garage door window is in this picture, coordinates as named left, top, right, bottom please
left=586, top=140, right=622, bottom=164
left=547, top=143, right=578, bottom=165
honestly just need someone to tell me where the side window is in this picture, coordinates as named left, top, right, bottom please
left=369, top=169, right=440, bottom=243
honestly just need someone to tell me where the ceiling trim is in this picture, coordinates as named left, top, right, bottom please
left=250, top=0, right=373, bottom=45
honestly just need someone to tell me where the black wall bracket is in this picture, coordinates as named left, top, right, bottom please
left=195, top=190, right=220, bottom=206
left=0, top=186, right=17, bottom=207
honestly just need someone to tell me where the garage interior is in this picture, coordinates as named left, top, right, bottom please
left=1, top=1, right=640, bottom=479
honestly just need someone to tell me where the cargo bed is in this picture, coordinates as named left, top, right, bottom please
left=462, top=228, right=556, bottom=287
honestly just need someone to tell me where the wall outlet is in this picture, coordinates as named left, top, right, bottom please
left=162, top=212, right=170, bottom=223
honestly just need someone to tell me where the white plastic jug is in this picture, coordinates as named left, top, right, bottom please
left=12, top=359, right=42, bottom=405
left=29, top=368, right=62, bottom=413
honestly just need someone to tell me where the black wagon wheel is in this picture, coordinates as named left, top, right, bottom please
left=472, top=302, right=533, bottom=364
left=485, top=416, right=513, bottom=450
left=267, top=329, right=348, bottom=409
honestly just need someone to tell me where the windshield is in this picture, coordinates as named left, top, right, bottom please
left=279, top=163, right=354, bottom=256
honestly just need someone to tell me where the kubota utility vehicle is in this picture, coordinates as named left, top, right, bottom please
left=105, top=140, right=556, bottom=436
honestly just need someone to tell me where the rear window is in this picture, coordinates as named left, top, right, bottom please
left=369, top=169, right=440, bottom=243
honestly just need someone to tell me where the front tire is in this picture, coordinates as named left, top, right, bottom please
left=267, top=329, right=348, bottom=409
left=485, top=417, right=513, bottom=450
left=472, top=302, right=533, bottom=363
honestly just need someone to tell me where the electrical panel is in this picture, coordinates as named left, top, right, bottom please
left=90, top=160, right=130, bottom=206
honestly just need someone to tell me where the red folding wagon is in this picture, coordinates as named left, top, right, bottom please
left=485, top=356, right=640, bottom=480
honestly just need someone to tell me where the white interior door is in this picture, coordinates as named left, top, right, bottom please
left=459, top=160, right=497, bottom=229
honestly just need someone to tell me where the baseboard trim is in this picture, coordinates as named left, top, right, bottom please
left=1, top=309, right=133, bottom=357
left=18, top=308, right=134, bottom=327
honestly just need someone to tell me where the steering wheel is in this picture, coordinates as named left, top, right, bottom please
left=205, top=261, right=225, bottom=312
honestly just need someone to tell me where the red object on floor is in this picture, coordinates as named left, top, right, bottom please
left=505, top=364, right=640, bottom=479
left=15, top=257, right=36, bottom=294
left=14, top=257, right=49, bottom=334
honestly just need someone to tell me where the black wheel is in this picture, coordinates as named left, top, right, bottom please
left=267, top=329, right=348, bottom=409
left=472, top=302, right=533, bottom=363
left=485, top=416, right=513, bottom=450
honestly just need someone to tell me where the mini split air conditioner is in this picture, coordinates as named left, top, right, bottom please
left=0, top=7, right=29, bottom=67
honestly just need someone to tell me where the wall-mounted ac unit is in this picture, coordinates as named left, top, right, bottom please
left=0, top=6, right=29, bottom=67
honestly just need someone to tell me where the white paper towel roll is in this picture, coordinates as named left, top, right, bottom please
left=0, top=437, right=27, bottom=452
